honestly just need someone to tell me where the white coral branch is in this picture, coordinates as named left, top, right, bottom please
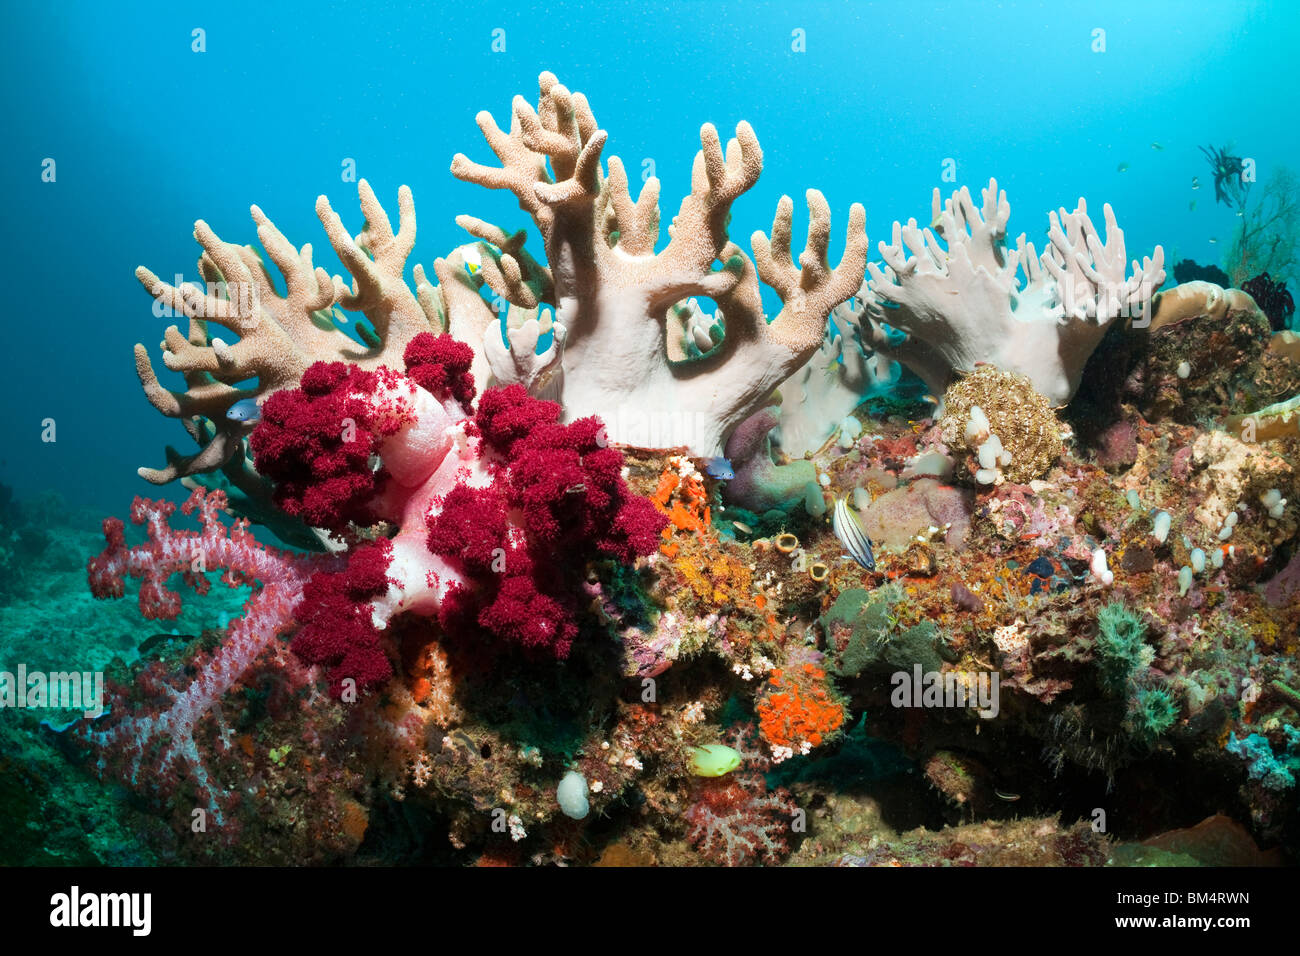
left=483, top=312, right=567, bottom=400
left=865, top=177, right=1165, bottom=404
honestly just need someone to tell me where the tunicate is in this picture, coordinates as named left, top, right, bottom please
left=556, top=770, right=590, bottom=820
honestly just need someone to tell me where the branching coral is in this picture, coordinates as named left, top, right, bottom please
left=131, top=73, right=868, bottom=562
left=82, top=489, right=323, bottom=823
left=687, top=293, right=898, bottom=457
left=863, top=178, right=1166, bottom=405
left=133, top=181, right=435, bottom=487
left=451, top=71, right=868, bottom=454
left=685, top=726, right=798, bottom=866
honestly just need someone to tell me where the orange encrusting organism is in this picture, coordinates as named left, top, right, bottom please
left=651, top=467, right=711, bottom=544
left=756, top=664, right=845, bottom=750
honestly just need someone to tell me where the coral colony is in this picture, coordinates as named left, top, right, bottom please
left=72, top=72, right=1300, bottom=865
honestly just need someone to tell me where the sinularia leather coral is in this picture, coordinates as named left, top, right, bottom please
left=939, top=366, right=1063, bottom=485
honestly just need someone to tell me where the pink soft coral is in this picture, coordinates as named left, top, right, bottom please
left=685, top=724, right=799, bottom=866
left=83, top=489, right=323, bottom=824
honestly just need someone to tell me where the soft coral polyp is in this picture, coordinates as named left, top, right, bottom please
left=251, top=362, right=404, bottom=530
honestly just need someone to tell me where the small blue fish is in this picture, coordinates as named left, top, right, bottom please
left=226, top=398, right=262, bottom=424
left=832, top=495, right=876, bottom=571
left=702, top=457, right=734, bottom=480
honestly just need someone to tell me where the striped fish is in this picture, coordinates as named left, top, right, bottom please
left=832, top=495, right=876, bottom=571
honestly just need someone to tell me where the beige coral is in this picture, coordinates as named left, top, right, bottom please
left=134, top=180, right=439, bottom=484
left=450, top=71, right=868, bottom=454
left=1148, top=280, right=1261, bottom=333
left=134, top=71, right=868, bottom=499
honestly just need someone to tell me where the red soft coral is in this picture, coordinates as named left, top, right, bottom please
left=404, top=332, right=477, bottom=407
left=251, top=362, right=403, bottom=530
left=475, top=383, right=564, bottom=456
left=426, top=485, right=510, bottom=575
left=477, top=570, right=579, bottom=656
left=292, top=539, right=396, bottom=696
left=417, top=383, right=669, bottom=658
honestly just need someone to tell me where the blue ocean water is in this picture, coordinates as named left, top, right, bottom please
left=3, top=0, right=1297, bottom=514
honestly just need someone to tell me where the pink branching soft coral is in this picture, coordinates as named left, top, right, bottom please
left=685, top=725, right=799, bottom=866
left=83, top=489, right=323, bottom=824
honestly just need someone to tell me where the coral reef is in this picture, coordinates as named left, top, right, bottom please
left=1069, top=279, right=1292, bottom=442
left=74, top=332, right=665, bottom=840
left=130, top=70, right=869, bottom=563
left=32, top=69, right=1300, bottom=870
left=80, top=489, right=321, bottom=825
left=863, top=178, right=1165, bottom=405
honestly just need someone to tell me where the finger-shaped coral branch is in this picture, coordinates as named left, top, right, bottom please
left=655, top=122, right=762, bottom=278
left=451, top=71, right=601, bottom=229
left=604, top=156, right=661, bottom=255
left=455, top=214, right=555, bottom=303
left=756, top=191, right=868, bottom=354
left=135, top=181, right=438, bottom=498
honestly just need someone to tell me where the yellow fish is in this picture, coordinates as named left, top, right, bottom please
left=1117, top=162, right=1130, bottom=173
